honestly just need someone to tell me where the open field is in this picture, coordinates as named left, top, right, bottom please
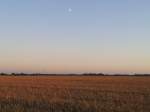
left=0, top=76, right=149, bottom=112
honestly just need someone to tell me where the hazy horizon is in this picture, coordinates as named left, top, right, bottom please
left=0, top=0, right=150, bottom=74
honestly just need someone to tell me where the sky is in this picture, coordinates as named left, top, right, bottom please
left=0, top=0, right=150, bottom=74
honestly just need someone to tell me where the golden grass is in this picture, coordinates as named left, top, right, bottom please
left=0, top=76, right=149, bottom=112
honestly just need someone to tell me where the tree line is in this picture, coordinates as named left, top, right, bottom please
left=0, top=73, right=150, bottom=76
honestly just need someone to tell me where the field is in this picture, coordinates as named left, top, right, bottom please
left=0, top=76, right=149, bottom=112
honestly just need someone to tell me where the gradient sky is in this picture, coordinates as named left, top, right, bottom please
left=0, top=0, right=150, bottom=74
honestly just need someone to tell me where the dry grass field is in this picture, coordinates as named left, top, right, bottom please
left=0, top=76, right=149, bottom=112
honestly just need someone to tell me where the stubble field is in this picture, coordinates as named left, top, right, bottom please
left=0, top=76, right=149, bottom=112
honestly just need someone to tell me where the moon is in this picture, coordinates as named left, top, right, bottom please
left=68, top=8, right=72, bottom=13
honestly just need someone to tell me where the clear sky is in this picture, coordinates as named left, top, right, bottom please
left=0, top=0, right=150, bottom=74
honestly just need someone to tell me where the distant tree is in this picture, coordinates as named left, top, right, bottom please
left=97, top=73, right=105, bottom=76
left=0, top=73, right=7, bottom=76
left=82, top=73, right=104, bottom=76
left=20, top=73, right=25, bottom=75
left=11, top=73, right=16, bottom=76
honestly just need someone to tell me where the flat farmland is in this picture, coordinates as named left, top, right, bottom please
left=0, top=76, right=149, bottom=112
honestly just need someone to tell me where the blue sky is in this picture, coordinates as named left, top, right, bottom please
left=0, top=0, right=150, bottom=73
